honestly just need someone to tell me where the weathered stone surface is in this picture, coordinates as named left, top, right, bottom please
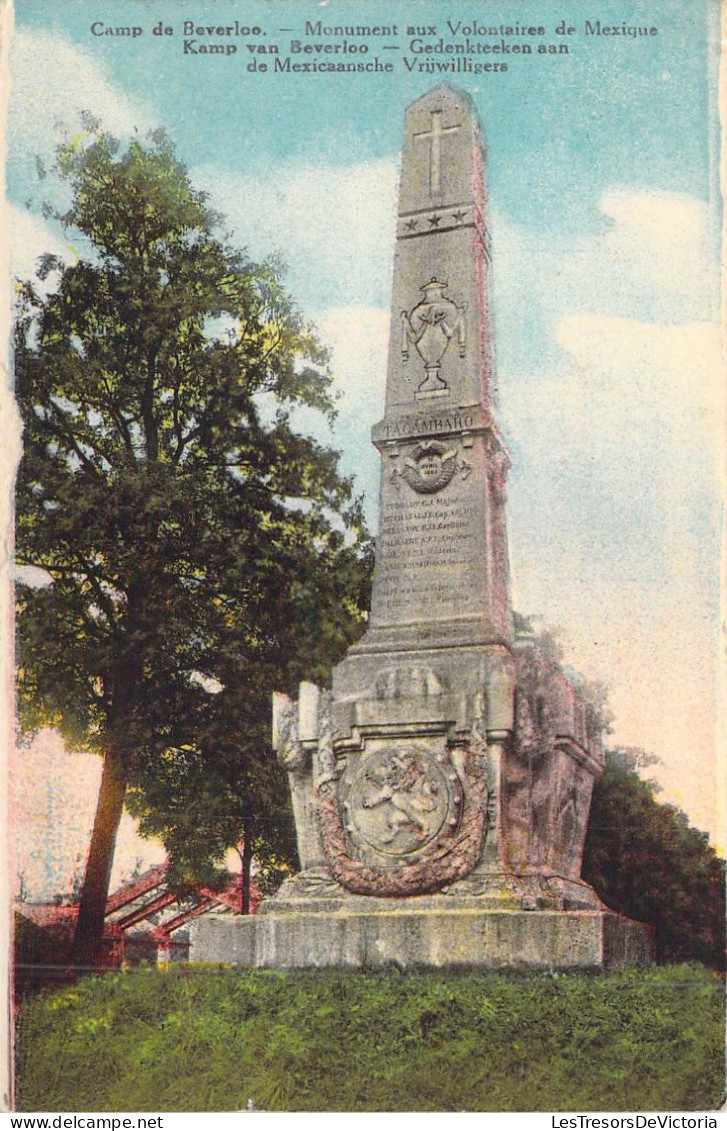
left=191, top=909, right=654, bottom=970
left=504, top=640, right=604, bottom=878
left=359, top=84, right=508, bottom=653
left=190, top=86, right=651, bottom=970
left=260, top=85, right=611, bottom=918
left=317, top=736, right=490, bottom=896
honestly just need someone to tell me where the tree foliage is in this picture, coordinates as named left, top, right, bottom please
left=583, top=749, right=725, bottom=968
left=15, top=126, right=372, bottom=954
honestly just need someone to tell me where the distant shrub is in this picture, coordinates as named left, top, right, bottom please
left=584, top=750, right=725, bottom=968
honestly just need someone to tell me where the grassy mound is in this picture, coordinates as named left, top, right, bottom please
left=15, top=965, right=724, bottom=1112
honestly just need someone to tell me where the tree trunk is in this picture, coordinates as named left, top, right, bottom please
left=241, top=825, right=253, bottom=915
left=73, top=755, right=127, bottom=964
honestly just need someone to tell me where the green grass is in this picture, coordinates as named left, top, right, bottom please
left=15, top=965, right=725, bottom=1112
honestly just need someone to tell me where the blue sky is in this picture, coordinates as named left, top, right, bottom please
left=6, top=0, right=724, bottom=877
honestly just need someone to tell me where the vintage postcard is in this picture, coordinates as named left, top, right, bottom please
left=3, top=0, right=724, bottom=1117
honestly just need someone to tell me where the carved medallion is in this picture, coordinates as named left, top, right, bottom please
left=388, top=439, right=473, bottom=495
left=316, top=739, right=489, bottom=896
left=401, top=440, right=458, bottom=494
left=345, top=746, right=458, bottom=859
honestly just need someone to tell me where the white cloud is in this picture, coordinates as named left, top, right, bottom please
left=496, top=190, right=724, bottom=845
left=315, top=305, right=389, bottom=417
left=8, top=202, right=75, bottom=283
left=497, top=187, right=722, bottom=496
left=9, top=28, right=154, bottom=163
left=506, top=313, right=723, bottom=617
left=559, top=312, right=720, bottom=380
left=312, top=306, right=389, bottom=520
left=555, top=315, right=723, bottom=457
left=597, top=190, right=716, bottom=312
left=7, top=27, right=158, bottom=296
left=197, top=158, right=398, bottom=312
left=508, top=315, right=723, bottom=601
left=493, top=188, right=717, bottom=372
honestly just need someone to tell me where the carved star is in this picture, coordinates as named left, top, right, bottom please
left=452, top=209, right=468, bottom=222
left=404, top=218, right=418, bottom=231
left=428, top=214, right=442, bottom=227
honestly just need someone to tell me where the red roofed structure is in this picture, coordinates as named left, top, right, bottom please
left=14, top=864, right=260, bottom=994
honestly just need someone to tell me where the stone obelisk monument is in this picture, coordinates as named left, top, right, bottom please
left=192, top=86, right=653, bottom=968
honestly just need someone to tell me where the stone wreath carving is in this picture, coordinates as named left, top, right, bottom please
left=388, top=440, right=473, bottom=495
left=316, top=738, right=489, bottom=897
left=400, top=440, right=458, bottom=494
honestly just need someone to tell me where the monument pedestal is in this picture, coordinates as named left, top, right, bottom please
left=190, top=860, right=653, bottom=969
left=191, top=86, right=653, bottom=972
left=190, top=905, right=653, bottom=970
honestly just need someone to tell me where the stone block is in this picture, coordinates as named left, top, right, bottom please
left=190, top=909, right=654, bottom=970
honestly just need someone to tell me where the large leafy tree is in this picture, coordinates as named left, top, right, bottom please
left=583, top=748, right=725, bottom=968
left=127, top=529, right=373, bottom=914
left=15, top=127, right=371, bottom=958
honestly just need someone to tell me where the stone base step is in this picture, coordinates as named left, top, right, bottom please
left=190, top=907, right=653, bottom=969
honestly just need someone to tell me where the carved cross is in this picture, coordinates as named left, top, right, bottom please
left=413, top=110, right=462, bottom=196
